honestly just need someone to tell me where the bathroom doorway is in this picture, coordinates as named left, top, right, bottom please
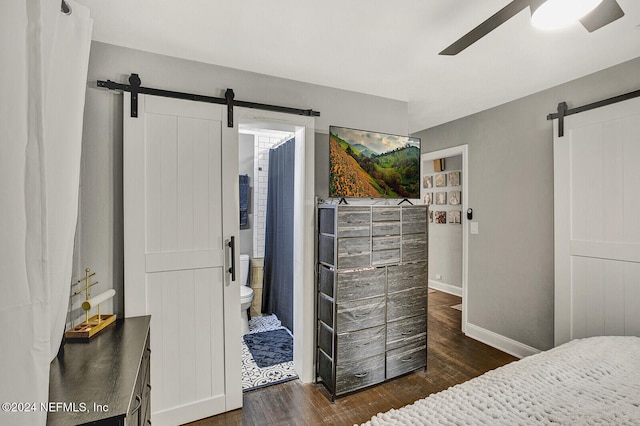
left=235, top=110, right=315, bottom=392
left=238, top=126, right=297, bottom=391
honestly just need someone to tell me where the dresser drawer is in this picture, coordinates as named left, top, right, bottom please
left=372, top=235, right=401, bottom=251
left=318, top=321, right=334, bottom=358
left=318, top=293, right=334, bottom=328
left=131, top=333, right=151, bottom=425
left=337, top=208, right=371, bottom=238
left=387, top=287, right=427, bottom=321
left=402, top=233, right=427, bottom=262
left=402, top=206, right=427, bottom=235
left=318, top=264, right=335, bottom=297
left=318, top=234, right=335, bottom=266
left=387, top=261, right=427, bottom=293
left=386, top=341, right=426, bottom=379
left=317, top=349, right=334, bottom=391
left=401, top=206, right=428, bottom=224
left=372, top=249, right=400, bottom=266
left=336, top=296, right=385, bottom=333
left=318, top=207, right=335, bottom=235
left=403, top=220, right=427, bottom=235
left=336, top=353, right=385, bottom=395
left=386, top=315, right=427, bottom=351
left=336, top=267, right=385, bottom=301
left=372, top=222, right=401, bottom=236
left=336, top=325, right=385, bottom=363
left=337, top=237, right=371, bottom=268
left=372, top=207, right=400, bottom=222
left=372, top=234, right=401, bottom=266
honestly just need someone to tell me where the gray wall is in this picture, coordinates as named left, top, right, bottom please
left=77, top=41, right=408, bottom=318
left=413, top=56, right=640, bottom=351
left=425, top=155, right=462, bottom=289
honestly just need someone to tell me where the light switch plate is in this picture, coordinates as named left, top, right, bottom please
left=470, top=222, right=479, bottom=234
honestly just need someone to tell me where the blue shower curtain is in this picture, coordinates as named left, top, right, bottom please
left=262, top=138, right=295, bottom=333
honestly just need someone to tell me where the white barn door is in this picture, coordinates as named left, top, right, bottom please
left=124, top=93, right=241, bottom=425
left=554, top=96, right=640, bottom=346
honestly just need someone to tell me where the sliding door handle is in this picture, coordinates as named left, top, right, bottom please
left=227, top=236, right=236, bottom=281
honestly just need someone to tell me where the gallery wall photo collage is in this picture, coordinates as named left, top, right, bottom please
left=422, top=171, right=461, bottom=225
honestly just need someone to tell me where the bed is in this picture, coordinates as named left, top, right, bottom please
left=362, top=336, right=640, bottom=425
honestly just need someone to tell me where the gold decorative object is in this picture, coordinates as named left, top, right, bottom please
left=64, top=268, right=116, bottom=342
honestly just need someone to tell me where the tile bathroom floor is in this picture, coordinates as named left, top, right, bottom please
left=241, top=314, right=298, bottom=391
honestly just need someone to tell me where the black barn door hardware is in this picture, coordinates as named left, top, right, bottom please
left=227, top=236, right=236, bottom=282
left=97, top=73, right=320, bottom=127
left=548, top=88, right=640, bottom=137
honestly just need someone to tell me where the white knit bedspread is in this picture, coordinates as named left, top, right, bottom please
left=362, top=336, right=640, bottom=425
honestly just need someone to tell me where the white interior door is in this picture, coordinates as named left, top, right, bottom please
left=123, top=93, right=241, bottom=425
left=554, top=97, right=640, bottom=346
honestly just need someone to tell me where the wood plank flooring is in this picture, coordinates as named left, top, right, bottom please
left=187, top=291, right=517, bottom=426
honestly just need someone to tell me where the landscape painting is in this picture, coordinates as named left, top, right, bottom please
left=329, top=126, right=421, bottom=199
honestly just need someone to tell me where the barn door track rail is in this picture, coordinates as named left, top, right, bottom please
left=548, top=88, right=640, bottom=137
left=97, top=73, right=320, bottom=127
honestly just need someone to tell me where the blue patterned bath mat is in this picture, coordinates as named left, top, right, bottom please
left=243, top=328, right=293, bottom=368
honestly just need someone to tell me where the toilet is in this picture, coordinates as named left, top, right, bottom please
left=239, top=254, right=253, bottom=335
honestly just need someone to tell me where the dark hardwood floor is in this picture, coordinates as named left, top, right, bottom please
left=188, top=291, right=517, bottom=426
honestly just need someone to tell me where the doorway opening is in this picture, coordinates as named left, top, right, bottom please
left=235, top=110, right=315, bottom=392
left=238, top=126, right=297, bottom=391
left=421, top=145, right=469, bottom=332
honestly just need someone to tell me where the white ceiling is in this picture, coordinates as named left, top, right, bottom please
left=75, top=0, right=640, bottom=133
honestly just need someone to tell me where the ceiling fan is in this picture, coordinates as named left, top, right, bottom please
left=440, top=0, right=625, bottom=55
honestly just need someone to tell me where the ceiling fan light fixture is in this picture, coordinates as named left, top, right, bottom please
left=531, top=0, right=603, bottom=30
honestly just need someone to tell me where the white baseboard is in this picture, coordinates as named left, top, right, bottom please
left=428, top=280, right=462, bottom=297
left=465, top=323, right=540, bottom=359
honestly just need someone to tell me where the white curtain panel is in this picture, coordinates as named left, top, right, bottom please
left=0, top=1, right=92, bottom=425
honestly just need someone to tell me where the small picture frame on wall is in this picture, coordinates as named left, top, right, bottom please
left=448, top=210, right=461, bottom=224
left=435, top=173, right=447, bottom=187
left=423, top=175, right=433, bottom=188
left=448, top=171, right=460, bottom=187
left=428, top=210, right=433, bottom=223
left=448, top=191, right=461, bottom=205
left=435, top=211, right=447, bottom=224
left=423, top=192, right=433, bottom=205
left=435, top=192, right=447, bottom=205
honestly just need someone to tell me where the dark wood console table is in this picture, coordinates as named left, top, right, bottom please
left=48, top=316, right=151, bottom=425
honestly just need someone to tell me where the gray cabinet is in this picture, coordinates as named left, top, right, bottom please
left=316, top=204, right=428, bottom=399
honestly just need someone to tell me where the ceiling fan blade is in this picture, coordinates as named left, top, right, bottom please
left=579, top=0, right=625, bottom=32
left=439, top=0, right=532, bottom=56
